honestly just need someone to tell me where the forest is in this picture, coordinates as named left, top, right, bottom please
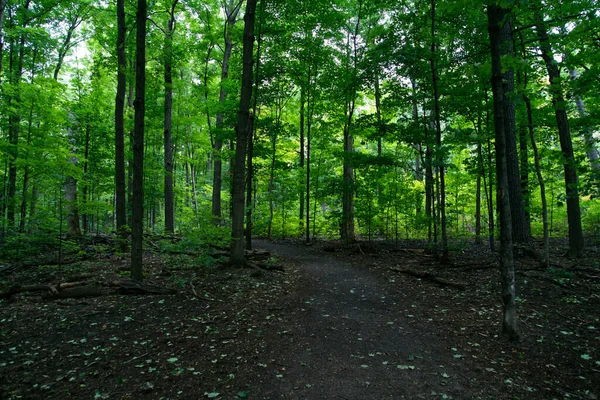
left=1, top=0, right=600, bottom=398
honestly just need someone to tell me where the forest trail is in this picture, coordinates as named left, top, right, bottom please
left=250, top=240, right=491, bottom=399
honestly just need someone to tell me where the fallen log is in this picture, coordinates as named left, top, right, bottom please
left=43, top=285, right=103, bottom=299
left=109, top=279, right=177, bottom=295
left=253, top=261, right=284, bottom=272
left=389, top=267, right=466, bottom=290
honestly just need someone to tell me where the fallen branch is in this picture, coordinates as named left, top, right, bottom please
left=253, top=261, right=284, bottom=272
left=389, top=267, right=466, bottom=290
left=109, top=279, right=177, bottom=295
left=43, top=285, right=103, bottom=299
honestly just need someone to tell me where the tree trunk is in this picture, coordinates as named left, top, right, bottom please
left=212, top=1, right=242, bottom=225
left=499, top=13, right=531, bottom=246
left=230, top=0, right=256, bottom=266
left=0, top=0, right=6, bottom=84
left=534, top=11, right=584, bottom=258
left=131, top=0, right=147, bottom=280
left=305, top=65, right=313, bottom=243
left=488, top=4, right=519, bottom=341
left=246, top=116, right=254, bottom=250
left=82, top=126, right=90, bottom=233
left=525, top=95, right=549, bottom=267
left=267, top=131, right=276, bottom=241
left=569, top=68, right=600, bottom=192
left=6, top=28, right=27, bottom=229
left=430, top=0, right=448, bottom=262
left=163, top=0, right=178, bottom=234
left=341, top=3, right=363, bottom=244
left=115, top=0, right=127, bottom=241
left=299, top=87, right=305, bottom=234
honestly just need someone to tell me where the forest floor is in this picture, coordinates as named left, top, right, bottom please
left=0, top=237, right=599, bottom=399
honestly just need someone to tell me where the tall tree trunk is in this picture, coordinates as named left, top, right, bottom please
left=246, top=116, right=255, bottom=250
left=267, top=123, right=277, bottom=241
left=305, top=64, right=313, bottom=243
left=131, top=0, right=147, bottom=280
left=246, top=0, right=263, bottom=250
left=534, top=11, right=584, bottom=258
left=475, top=146, right=482, bottom=245
left=486, top=135, right=495, bottom=252
left=55, top=10, right=83, bottom=236
left=82, top=125, right=90, bottom=233
left=6, top=19, right=28, bottom=229
left=500, top=15, right=531, bottom=246
left=299, top=87, right=305, bottom=234
left=341, top=2, right=362, bottom=244
left=0, top=0, right=6, bottom=84
left=488, top=3, right=519, bottom=341
left=569, top=68, right=600, bottom=191
left=525, top=95, right=549, bottom=267
left=430, top=0, right=448, bottom=262
left=212, top=1, right=242, bottom=225
left=115, top=0, right=127, bottom=241
left=230, top=0, right=256, bottom=265
left=163, top=0, right=178, bottom=234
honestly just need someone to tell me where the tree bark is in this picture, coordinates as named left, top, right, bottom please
left=163, top=0, right=178, bottom=234
left=341, top=2, right=363, bottom=244
left=115, top=0, right=127, bottom=242
left=569, top=68, right=600, bottom=192
left=305, top=65, right=312, bottom=243
left=6, top=12, right=28, bottom=229
left=498, top=13, right=531, bottom=246
left=488, top=4, right=519, bottom=341
left=525, top=95, right=549, bottom=267
left=131, top=0, right=147, bottom=280
left=246, top=0, right=263, bottom=250
left=230, top=0, right=256, bottom=265
left=429, top=0, right=448, bottom=262
left=534, top=11, right=584, bottom=258
left=299, top=87, right=305, bottom=234
left=212, top=1, right=242, bottom=225
left=0, top=0, right=6, bottom=84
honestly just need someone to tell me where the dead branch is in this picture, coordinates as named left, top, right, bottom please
left=389, top=267, right=466, bottom=290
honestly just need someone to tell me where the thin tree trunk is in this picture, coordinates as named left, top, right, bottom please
left=501, top=16, right=531, bottom=246
left=569, top=68, right=600, bottom=191
left=341, top=3, right=362, bottom=244
left=305, top=65, right=313, bottom=243
left=163, top=0, right=178, bottom=234
left=430, top=0, right=448, bottom=262
left=534, top=11, right=584, bottom=258
left=299, top=87, right=305, bottom=234
left=212, top=1, right=242, bottom=225
left=0, top=0, right=6, bottom=84
left=131, top=0, right=147, bottom=280
left=7, top=20, right=28, bottom=229
left=246, top=0, right=263, bottom=250
left=525, top=95, right=549, bottom=267
left=82, top=125, right=90, bottom=234
left=488, top=3, right=519, bottom=341
left=267, top=128, right=277, bottom=241
left=115, top=0, right=127, bottom=241
left=230, top=0, right=256, bottom=265
left=53, top=12, right=81, bottom=81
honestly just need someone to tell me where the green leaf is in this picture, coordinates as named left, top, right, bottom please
left=580, top=354, right=592, bottom=360
left=204, top=392, right=220, bottom=398
left=167, top=357, right=178, bottom=363
left=237, top=390, right=250, bottom=398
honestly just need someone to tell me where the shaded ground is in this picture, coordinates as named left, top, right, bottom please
left=0, top=238, right=599, bottom=399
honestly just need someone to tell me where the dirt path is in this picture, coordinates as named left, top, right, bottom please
left=249, top=241, right=493, bottom=399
